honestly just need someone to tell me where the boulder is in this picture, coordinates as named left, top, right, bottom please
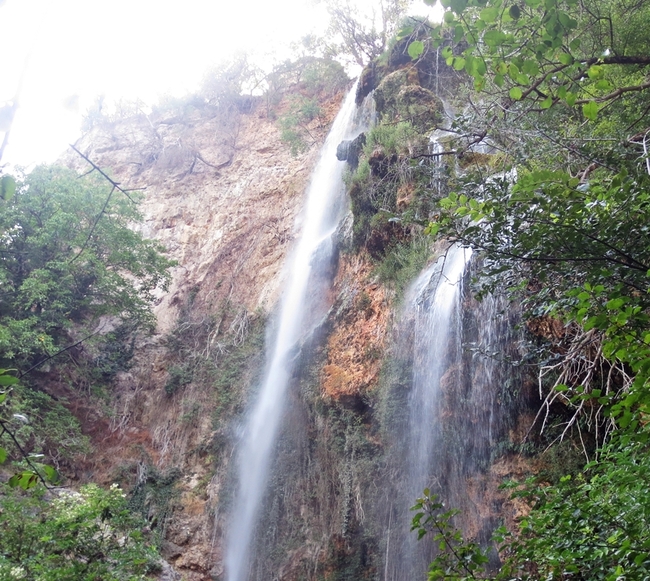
left=336, top=132, right=366, bottom=169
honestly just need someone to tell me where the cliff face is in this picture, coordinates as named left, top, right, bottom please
left=62, top=90, right=348, bottom=579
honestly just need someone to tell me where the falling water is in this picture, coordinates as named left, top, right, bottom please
left=225, top=85, right=364, bottom=581
left=383, top=245, right=520, bottom=580
left=405, top=244, right=472, bottom=504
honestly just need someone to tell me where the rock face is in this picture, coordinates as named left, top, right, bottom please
left=322, top=252, right=389, bottom=404
left=62, top=92, right=348, bottom=580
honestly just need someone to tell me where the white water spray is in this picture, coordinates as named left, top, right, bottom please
left=225, top=85, right=363, bottom=581
left=382, top=244, right=472, bottom=581
left=383, top=244, right=523, bottom=580
left=405, top=244, right=472, bottom=499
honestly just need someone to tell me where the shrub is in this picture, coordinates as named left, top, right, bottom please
left=0, top=483, right=160, bottom=580
left=279, top=96, right=323, bottom=156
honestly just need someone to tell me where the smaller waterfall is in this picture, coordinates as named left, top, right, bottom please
left=382, top=244, right=520, bottom=580
left=225, top=85, right=364, bottom=581
left=405, top=244, right=472, bottom=502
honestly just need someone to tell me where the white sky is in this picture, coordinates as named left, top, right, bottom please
left=1, top=0, right=441, bottom=167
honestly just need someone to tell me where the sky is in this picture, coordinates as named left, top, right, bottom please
left=1, top=0, right=440, bottom=167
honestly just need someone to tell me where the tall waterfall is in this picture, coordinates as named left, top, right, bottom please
left=225, top=85, right=364, bottom=581
left=383, top=246, right=518, bottom=580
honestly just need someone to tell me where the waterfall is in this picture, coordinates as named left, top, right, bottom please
left=225, top=84, right=364, bottom=581
left=405, top=244, right=472, bottom=506
left=383, top=245, right=519, bottom=580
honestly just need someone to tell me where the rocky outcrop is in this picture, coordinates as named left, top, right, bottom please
left=335, top=133, right=366, bottom=169
left=322, top=252, right=389, bottom=404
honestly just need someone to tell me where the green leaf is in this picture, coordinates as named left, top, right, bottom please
left=587, top=65, right=604, bottom=79
left=0, top=447, right=6, bottom=464
left=522, top=60, right=540, bottom=75
left=408, top=40, right=425, bottom=59
left=509, top=4, right=521, bottom=18
left=425, top=222, right=440, bottom=237
left=582, top=101, right=599, bottom=121
left=480, top=6, right=499, bottom=22
left=19, top=472, right=37, bottom=490
left=396, top=25, right=414, bottom=40
left=559, top=53, right=574, bottom=65
left=0, top=175, right=15, bottom=201
left=483, top=30, right=507, bottom=47
left=449, top=0, right=468, bottom=14
left=43, top=465, right=58, bottom=482
left=509, top=86, right=523, bottom=100
left=541, top=95, right=553, bottom=108
left=453, top=56, right=466, bottom=71
left=596, top=79, right=612, bottom=91
left=0, top=373, right=19, bottom=386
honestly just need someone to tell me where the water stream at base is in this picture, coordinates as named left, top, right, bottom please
left=225, top=84, right=366, bottom=581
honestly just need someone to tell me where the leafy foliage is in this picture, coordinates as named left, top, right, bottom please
left=279, top=96, right=324, bottom=155
left=0, top=483, right=160, bottom=580
left=274, top=57, right=349, bottom=155
left=408, top=0, right=650, bottom=115
left=0, top=165, right=173, bottom=368
left=322, top=0, right=411, bottom=67
left=411, top=491, right=491, bottom=581
left=0, top=369, right=62, bottom=490
left=507, top=438, right=650, bottom=581
left=395, top=0, right=650, bottom=578
left=420, top=0, right=650, bottom=437
left=413, top=440, right=650, bottom=581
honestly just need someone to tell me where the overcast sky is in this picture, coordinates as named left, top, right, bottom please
left=1, top=0, right=439, bottom=167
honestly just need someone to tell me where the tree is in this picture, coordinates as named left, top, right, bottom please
left=323, top=0, right=412, bottom=67
left=404, top=0, right=650, bottom=437
left=0, top=483, right=160, bottom=580
left=398, top=0, right=650, bottom=577
left=0, top=165, right=173, bottom=370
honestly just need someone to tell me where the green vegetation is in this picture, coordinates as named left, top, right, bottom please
left=0, top=162, right=171, bottom=575
left=279, top=96, right=324, bottom=155
left=162, top=294, right=266, bottom=468
left=273, top=57, right=349, bottom=155
left=0, top=483, right=160, bottom=580
left=347, top=121, right=430, bottom=251
left=128, top=466, right=182, bottom=542
left=321, top=0, right=410, bottom=67
left=0, top=165, right=172, bottom=369
left=413, top=438, right=650, bottom=581
left=391, top=0, right=650, bottom=577
left=0, top=164, right=173, bottom=471
left=374, top=235, right=431, bottom=298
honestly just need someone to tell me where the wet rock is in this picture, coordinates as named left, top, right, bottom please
left=336, top=132, right=366, bottom=168
left=374, top=69, right=443, bottom=132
